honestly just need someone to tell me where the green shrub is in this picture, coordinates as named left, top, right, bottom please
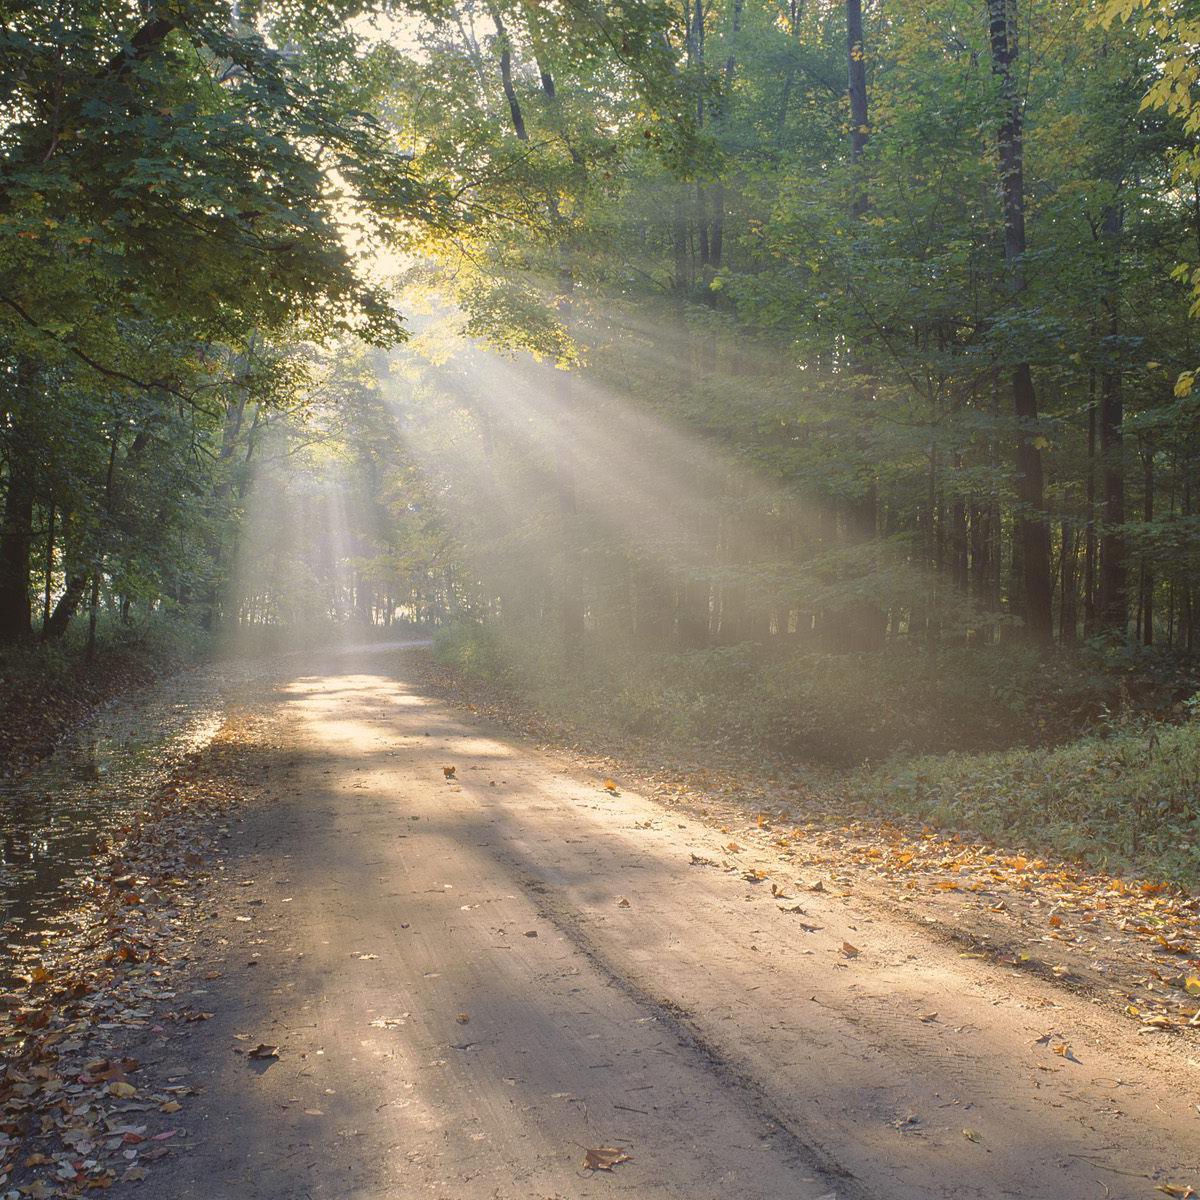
left=433, top=620, right=508, bottom=681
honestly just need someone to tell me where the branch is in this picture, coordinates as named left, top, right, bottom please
left=101, top=15, right=178, bottom=80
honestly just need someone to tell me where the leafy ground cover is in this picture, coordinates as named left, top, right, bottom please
left=0, top=619, right=210, bottom=779
left=0, top=712, right=268, bottom=1198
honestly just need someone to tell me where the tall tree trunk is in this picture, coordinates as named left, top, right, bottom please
left=708, top=0, right=744, bottom=269
left=42, top=501, right=54, bottom=633
left=988, top=0, right=1053, bottom=644
left=1140, top=439, right=1153, bottom=646
left=1084, top=373, right=1097, bottom=635
left=840, top=0, right=884, bottom=650
left=490, top=5, right=527, bottom=141
left=1097, top=201, right=1127, bottom=634
left=1060, top=522, right=1078, bottom=643
left=0, top=447, right=34, bottom=644
left=847, top=0, right=869, bottom=217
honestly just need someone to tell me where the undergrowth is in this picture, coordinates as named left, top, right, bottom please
left=848, top=714, right=1200, bottom=885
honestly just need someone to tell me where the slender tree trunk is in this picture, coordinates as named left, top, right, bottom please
left=490, top=5, right=527, bottom=141
left=708, top=0, right=744, bottom=269
left=0, top=449, right=34, bottom=644
left=841, top=0, right=884, bottom=650
left=1141, top=440, right=1153, bottom=646
left=1097, top=201, right=1127, bottom=634
left=1084, top=374, right=1097, bottom=635
left=1060, top=522, right=1078, bottom=643
left=987, top=0, right=1052, bottom=644
left=42, top=501, right=54, bottom=633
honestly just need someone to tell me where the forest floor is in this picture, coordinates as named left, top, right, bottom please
left=3, top=642, right=1199, bottom=1200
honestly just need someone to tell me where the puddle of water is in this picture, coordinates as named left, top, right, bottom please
left=0, top=661, right=262, bottom=970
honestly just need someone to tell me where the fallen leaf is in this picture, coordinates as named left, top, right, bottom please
left=919, top=1011, right=938, bottom=1023
left=962, top=1128, right=982, bottom=1143
left=842, top=941, right=861, bottom=958
left=456, top=1013, right=470, bottom=1024
left=443, top=766, right=456, bottom=779
left=1156, top=1186, right=1196, bottom=1198
left=248, top=1043, right=279, bottom=1059
left=617, top=897, right=631, bottom=908
left=107, top=1081, right=137, bottom=1099
left=583, top=1146, right=631, bottom=1171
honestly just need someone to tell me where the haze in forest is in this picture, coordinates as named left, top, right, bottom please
left=4, top=0, right=1200, bottom=870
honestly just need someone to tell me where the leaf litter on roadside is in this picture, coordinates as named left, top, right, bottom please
left=0, top=717, right=273, bottom=1198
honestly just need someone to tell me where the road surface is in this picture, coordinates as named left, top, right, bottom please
left=140, top=650, right=1198, bottom=1200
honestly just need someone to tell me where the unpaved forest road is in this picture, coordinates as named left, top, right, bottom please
left=143, top=649, right=1198, bottom=1200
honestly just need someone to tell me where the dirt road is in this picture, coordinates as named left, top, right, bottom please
left=141, top=649, right=1198, bottom=1200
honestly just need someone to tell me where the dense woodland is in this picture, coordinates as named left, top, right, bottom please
left=3, top=0, right=1200, bottom=714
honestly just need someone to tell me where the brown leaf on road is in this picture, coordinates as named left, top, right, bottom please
left=442, top=766, right=456, bottom=778
left=247, top=1043, right=279, bottom=1059
left=842, top=941, right=861, bottom=958
left=617, top=897, right=631, bottom=908
left=456, top=1012, right=470, bottom=1024
left=602, top=778, right=620, bottom=793
left=583, top=1146, right=632, bottom=1171
left=1157, top=1186, right=1197, bottom=1198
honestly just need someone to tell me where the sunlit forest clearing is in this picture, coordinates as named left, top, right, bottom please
left=3, top=0, right=1200, bottom=1196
